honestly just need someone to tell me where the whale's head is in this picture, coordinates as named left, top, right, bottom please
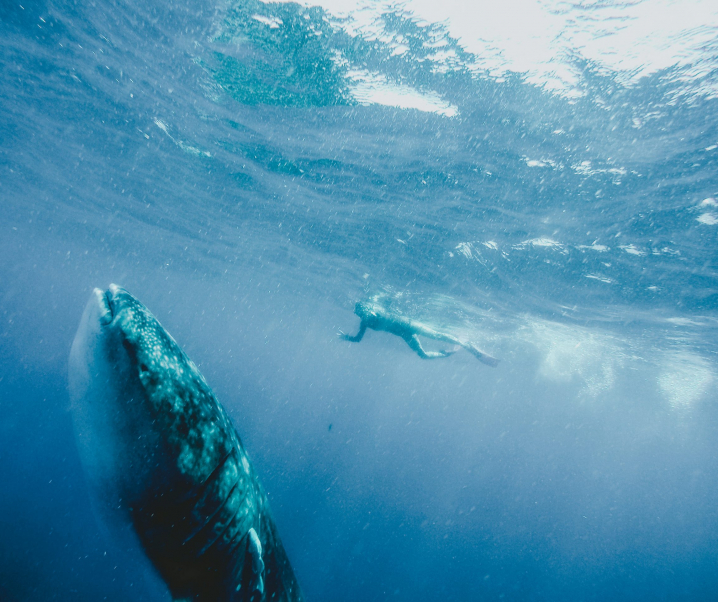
left=69, top=284, right=228, bottom=505
left=70, top=284, right=199, bottom=406
left=69, top=285, right=167, bottom=499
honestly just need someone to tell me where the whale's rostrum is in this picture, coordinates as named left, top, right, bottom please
left=68, top=284, right=303, bottom=602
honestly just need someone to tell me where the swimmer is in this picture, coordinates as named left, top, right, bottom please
left=338, top=301, right=499, bottom=366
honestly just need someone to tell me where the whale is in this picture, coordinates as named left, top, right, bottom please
left=68, top=284, right=303, bottom=602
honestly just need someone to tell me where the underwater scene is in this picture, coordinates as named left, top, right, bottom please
left=2, top=0, right=718, bottom=600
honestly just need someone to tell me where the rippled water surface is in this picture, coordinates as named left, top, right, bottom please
left=2, top=1, right=718, bottom=600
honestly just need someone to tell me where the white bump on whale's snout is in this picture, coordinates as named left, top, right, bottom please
left=93, top=288, right=113, bottom=326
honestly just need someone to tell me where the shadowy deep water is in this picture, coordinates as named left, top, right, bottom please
left=2, top=0, right=718, bottom=600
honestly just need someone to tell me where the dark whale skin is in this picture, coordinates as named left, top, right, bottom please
left=69, top=285, right=303, bottom=602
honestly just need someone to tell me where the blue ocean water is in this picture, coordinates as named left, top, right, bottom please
left=1, top=0, right=718, bottom=600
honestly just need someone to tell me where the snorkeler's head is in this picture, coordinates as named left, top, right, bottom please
left=354, top=301, right=373, bottom=319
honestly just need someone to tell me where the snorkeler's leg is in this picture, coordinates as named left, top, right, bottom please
left=412, top=324, right=499, bottom=366
left=405, top=335, right=457, bottom=359
left=412, top=324, right=463, bottom=346
left=338, top=321, right=367, bottom=342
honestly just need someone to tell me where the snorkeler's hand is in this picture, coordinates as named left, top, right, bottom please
left=338, top=323, right=365, bottom=343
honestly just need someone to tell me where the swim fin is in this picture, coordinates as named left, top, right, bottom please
left=466, top=343, right=500, bottom=367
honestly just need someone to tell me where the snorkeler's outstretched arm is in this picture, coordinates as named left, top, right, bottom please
left=338, top=320, right=367, bottom=342
left=405, top=335, right=458, bottom=359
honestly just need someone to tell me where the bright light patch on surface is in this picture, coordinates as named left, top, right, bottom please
left=252, top=14, right=283, bottom=28
left=267, top=0, right=718, bottom=97
left=578, top=244, right=610, bottom=252
left=154, top=119, right=211, bottom=157
left=455, top=242, right=473, bottom=259
left=348, top=69, right=458, bottom=116
left=513, top=238, right=568, bottom=254
left=523, top=238, right=561, bottom=248
left=585, top=274, right=614, bottom=284
left=697, top=212, right=718, bottom=225
left=666, top=317, right=705, bottom=327
left=525, top=157, right=561, bottom=169
left=154, top=118, right=169, bottom=135
left=619, top=244, right=646, bottom=256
